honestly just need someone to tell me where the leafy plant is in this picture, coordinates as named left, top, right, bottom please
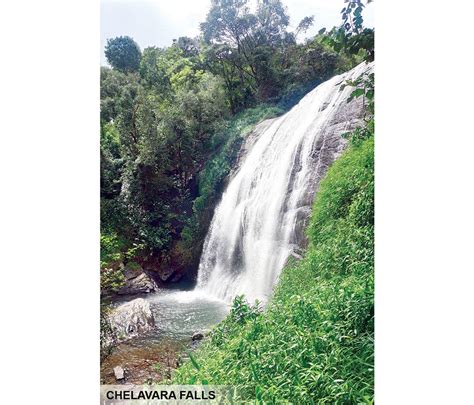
left=229, top=295, right=262, bottom=325
left=100, top=232, right=124, bottom=268
left=342, top=0, right=367, bottom=35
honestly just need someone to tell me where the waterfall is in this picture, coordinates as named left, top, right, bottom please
left=196, top=62, right=374, bottom=304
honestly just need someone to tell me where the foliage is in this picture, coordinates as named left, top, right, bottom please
left=228, top=295, right=262, bottom=324
left=100, top=232, right=124, bottom=268
left=334, top=0, right=375, bottom=61
left=276, top=34, right=345, bottom=109
left=322, top=27, right=374, bottom=63
left=200, top=0, right=333, bottom=105
left=295, top=15, right=315, bottom=39
left=100, top=304, right=115, bottom=358
left=99, top=231, right=145, bottom=293
left=99, top=232, right=126, bottom=293
left=101, top=56, right=229, bottom=263
left=173, top=128, right=374, bottom=403
left=105, top=36, right=142, bottom=73
left=100, top=267, right=125, bottom=293
left=342, top=69, right=375, bottom=135
left=342, top=0, right=373, bottom=35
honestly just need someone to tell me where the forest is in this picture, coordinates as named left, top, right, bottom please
left=100, top=0, right=374, bottom=402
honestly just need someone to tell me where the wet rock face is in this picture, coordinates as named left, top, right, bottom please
left=117, top=262, right=158, bottom=295
left=142, top=255, right=184, bottom=285
left=108, top=298, right=155, bottom=342
left=154, top=267, right=178, bottom=283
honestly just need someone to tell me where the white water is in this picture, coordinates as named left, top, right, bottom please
left=195, top=62, right=373, bottom=304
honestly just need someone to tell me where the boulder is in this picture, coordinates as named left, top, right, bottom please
left=192, top=332, right=204, bottom=341
left=117, top=262, right=158, bottom=295
left=108, top=298, right=155, bottom=342
left=113, top=366, right=125, bottom=380
left=290, top=248, right=304, bottom=261
left=142, top=253, right=186, bottom=284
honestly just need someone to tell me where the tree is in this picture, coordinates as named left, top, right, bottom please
left=139, top=47, right=171, bottom=93
left=254, top=0, right=291, bottom=46
left=105, top=36, right=142, bottom=73
left=294, top=16, right=314, bottom=39
left=200, top=0, right=292, bottom=102
left=175, top=36, right=200, bottom=57
left=202, top=44, right=255, bottom=112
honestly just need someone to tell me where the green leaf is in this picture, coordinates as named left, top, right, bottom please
left=187, top=351, right=201, bottom=371
left=351, top=88, right=365, bottom=98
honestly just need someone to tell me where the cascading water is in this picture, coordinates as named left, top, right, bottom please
left=196, top=62, right=374, bottom=304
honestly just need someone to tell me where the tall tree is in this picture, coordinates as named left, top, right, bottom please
left=105, top=36, right=142, bottom=73
left=200, top=0, right=291, bottom=101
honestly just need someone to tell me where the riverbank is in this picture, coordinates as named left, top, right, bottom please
left=100, top=288, right=229, bottom=384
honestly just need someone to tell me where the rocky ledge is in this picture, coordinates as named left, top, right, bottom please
left=116, top=262, right=158, bottom=295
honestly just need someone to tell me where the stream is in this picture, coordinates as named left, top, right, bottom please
left=101, top=287, right=229, bottom=384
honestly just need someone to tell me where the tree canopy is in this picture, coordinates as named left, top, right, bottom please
left=105, top=36, right=142, bottom=72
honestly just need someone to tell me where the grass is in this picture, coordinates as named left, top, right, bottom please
left=172, top=132, right=374, bottom=404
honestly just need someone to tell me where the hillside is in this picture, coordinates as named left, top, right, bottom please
left=173, top=125, right=374, bottom=403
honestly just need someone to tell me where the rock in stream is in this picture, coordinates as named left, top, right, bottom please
left=108, top=298, right=155, bottom=342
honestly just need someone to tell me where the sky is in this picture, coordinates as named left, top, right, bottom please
left=100, top=0, right=374, bottom=66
